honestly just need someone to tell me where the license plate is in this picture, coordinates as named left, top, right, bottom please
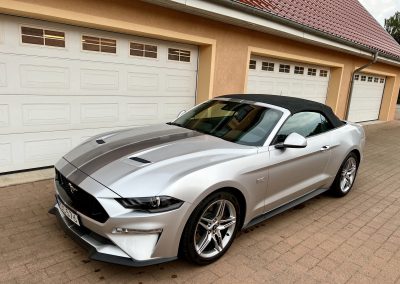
left=57, top=198, right=80, bottom=226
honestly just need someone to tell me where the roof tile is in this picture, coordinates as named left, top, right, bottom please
left=236, top=0, right=400, bottom=60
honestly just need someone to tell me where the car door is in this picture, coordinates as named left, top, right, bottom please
left=264, top=112, right=334, bottom=212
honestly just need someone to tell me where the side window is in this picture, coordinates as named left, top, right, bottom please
left=274, top=112, right=332, bottom=144
left=320, top=114, right=334, bottom=132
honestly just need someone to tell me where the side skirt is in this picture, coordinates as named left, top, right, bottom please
left=244, top=188, right=328, bottom=229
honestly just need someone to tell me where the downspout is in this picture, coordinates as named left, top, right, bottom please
left=344, top=52, right=379, bottom=120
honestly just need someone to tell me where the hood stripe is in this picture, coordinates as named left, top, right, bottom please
left=68, top=128, right=191, bottom=169
left=77, top=131, right=203, bottom=176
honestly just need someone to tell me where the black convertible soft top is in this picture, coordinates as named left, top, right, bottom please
left=218, top=94, right=344, bottom=128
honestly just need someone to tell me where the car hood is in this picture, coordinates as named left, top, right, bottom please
left=63, top=124, right=256, bottom=197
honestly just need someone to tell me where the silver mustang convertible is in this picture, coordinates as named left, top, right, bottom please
left=50, top=94, right=365, bottom=266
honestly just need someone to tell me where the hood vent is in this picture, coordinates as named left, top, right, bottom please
left=129, top=157, right=151, bottom=164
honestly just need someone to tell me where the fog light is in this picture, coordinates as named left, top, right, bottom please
left=112, top=227, right=162, bottom=234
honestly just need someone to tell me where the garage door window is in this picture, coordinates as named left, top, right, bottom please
left=368, top=76, right=373, bottom=82
left=294, top=66, right=304, bottom=74
left=262, top=62, right=274, bottom=71
left=249, top=60, right=257, bottom=69
left=307, top=68, right=317, bottom=76
left=354, top=74, right=359, bottom=80
left=21, top=26, right=65, bottom=47
left=279, top=64, right=290, bottom=73
left=361, top=75, right=366, bottom=81
left=380, top=78, right=385, bottom=83
left=320, top=70, right=328, bottom=77
left=130, top=42, right=157, bottom=58
left=82, top=35, right=116, bottom=54
left=168, top=48, right=190, bottom=62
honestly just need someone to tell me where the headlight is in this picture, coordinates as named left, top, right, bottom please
left=116, top=196, right=184, bottom=213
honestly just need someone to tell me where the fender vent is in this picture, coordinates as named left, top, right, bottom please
left=96, top=139, right=105, bottom=144
left=129, top=157, right=151, bottom=164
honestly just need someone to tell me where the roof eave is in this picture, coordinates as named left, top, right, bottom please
left=144, top=0, right=400, bottom=66
left=226, top=0, right=400, bottom=63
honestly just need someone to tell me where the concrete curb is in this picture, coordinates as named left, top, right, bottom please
left=0, top=168, right=54, bottom=188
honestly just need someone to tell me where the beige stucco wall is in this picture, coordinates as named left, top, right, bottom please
left=1, top=0, right=399, bottom=120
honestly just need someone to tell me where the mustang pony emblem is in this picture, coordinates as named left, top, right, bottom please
left=68, top=182, right=78, bottom=194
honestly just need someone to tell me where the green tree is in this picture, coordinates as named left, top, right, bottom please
left=385, top=12, right=400, bottom=104
left=385, top=12, right=400, bottom=44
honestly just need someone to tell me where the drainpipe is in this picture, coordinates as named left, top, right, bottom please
left=344, top=52, right=379, bottom=120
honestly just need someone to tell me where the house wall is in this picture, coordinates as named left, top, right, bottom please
left=1, top=0, right=399, bottom=120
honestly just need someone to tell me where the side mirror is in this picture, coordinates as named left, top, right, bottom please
left=177, top=110, right=186, bottom=118
left=275, top=132, right=307, bottom=149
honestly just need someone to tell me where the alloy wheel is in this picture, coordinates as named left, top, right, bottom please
left=340, top=156, right=357, bottom=193
left=194, top=199, right=237, bottom=258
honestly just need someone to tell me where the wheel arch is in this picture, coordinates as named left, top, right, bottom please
left=177, top=186, right=247, bottom=257
left=350, top=149, right=361, bottom=165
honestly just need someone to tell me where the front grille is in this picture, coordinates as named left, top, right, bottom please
left=55, top=169, right=109, bottom=223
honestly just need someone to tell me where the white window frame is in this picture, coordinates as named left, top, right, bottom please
left=294, top=66, right=304, bottom=75
left=249, top=59, right=257, bottom=70
left=279, top=64, right=290, bottom=73
left=129, top=41, right=158, bottom=60
left=167, top=47, right=191, bottom=63
left=81, top=34, right=118, bottom=56
left=19, top=24, right=67, bottom=50
left=261, top=61, right=275, bottom=72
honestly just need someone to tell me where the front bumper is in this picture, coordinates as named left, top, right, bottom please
left=49, top=204, right=177, bottom=267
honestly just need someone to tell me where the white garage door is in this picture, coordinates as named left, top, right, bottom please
left=0, top=15, right=198, bottom=173
left=248, top=56, right=330, bottom=104
left=347, top=73, right=386, bottom=122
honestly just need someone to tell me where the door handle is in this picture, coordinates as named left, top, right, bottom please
left=320, top=145, right=331, bottom=151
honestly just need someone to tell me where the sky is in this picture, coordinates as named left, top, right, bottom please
left=358, top=0, right=400, bottom=27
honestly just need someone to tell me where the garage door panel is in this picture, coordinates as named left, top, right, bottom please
left=20, top=64, right=70, bottom=89
left=0, top=104, right=9, bottom=127
left=126, top=103, right=158, bottom=121
left=80, top=69, right=119, bottom=90
left=347, top=72, right=385, bottom=122
left=2, top=14, right=198, bottom=70
left=348, top=110, right=380, bottom=123
left=127, top=72, right=160, bottom=91
left=348, top=97, right=382, bottom=107
left=22, top=103, right=71, bottom=126
left=0, top=143, right=12, bottom=167
left=248, top=56, right=329, bottom=104
left=25, top=137, right=72, bottom=162
left=0, top=127, right=127, bottom=172
left=275, top=81, right=290, bottom=96
left=291, top=83, right=303, bottom=96
left=0, top=63, right=6, bottom=86
left=163, top=102, right=194, bottom=121
left=80, top=103, right=119, bottom=124
left=0, top=15, right=198, bottom=172
left=0, top=95, right=195, bottom=134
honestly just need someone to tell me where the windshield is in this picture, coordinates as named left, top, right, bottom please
left=171, top=100, right=282, bottom=146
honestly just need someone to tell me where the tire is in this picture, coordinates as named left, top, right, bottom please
left=180, top=191, right=241, bottom=265
left=330, top=152, right=359, bottom=197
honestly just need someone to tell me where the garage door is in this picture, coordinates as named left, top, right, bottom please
left=0, top=15, right=198, bottom=173
left=347, top=73, right=386, bottom=122
left=247, top=56, right=330, bottom=104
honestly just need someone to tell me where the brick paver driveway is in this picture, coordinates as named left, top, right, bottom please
left=1, top=121, right=400, bottom=283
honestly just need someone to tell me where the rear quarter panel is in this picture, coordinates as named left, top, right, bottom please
left=324, top=123, right=365, bottom=186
